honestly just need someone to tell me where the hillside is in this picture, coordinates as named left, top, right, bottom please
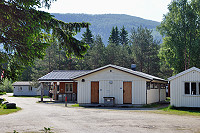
left=52, top=13, right=162, bottom=45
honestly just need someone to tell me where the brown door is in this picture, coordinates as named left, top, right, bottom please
left=91, top=81, right=99, bottom=103
left=123, top=82, right=132, bottom=104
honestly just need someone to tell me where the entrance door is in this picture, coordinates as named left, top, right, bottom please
left=91, top=81, right=99, bottom=103
left=123, top=82, right=132, bottom=104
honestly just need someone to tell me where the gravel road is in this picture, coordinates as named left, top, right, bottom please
left=1, top=94, right=200, bottom=133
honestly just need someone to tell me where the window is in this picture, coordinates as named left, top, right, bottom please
left=150, top=83, right=154, bottom=89
left=185, top=82, right=190, bottom=94
left=191, top=82, right=196, bottom=95
left=184, top=82, right=199, bottom=95
left=146, top=82, right=150, bottom=90
left=199, top=83, right=200, bottom=95
left=161, top=84, right=166, bottom=89
left=18, top=86, right=22, bottom=91
left=65, top=83, right=73, bottom=93
left=154, top=83, right=158, bottom=89
left=29, top=86, right=32, bottom=91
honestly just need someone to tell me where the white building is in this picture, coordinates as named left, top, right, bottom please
left=73, top=64, right=167, bottom=105
left=168, top=67, right=200, bottom=107
left=13, top=81, right=40, bottom=96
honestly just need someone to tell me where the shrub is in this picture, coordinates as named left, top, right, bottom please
left=0, top=79, right=13, bottom=93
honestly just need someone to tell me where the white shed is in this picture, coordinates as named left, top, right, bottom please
left=168, top=67, right=200, bottom=107
left=73, top=64, right=167, bottom=105
left=13, top=81, right=40, bottom=96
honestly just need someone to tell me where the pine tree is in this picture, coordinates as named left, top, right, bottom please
left=81, top=27, right=93, bottom=46
left=108, top=26, right=119, bottom=45
left=120, top=26, right=129, bottom=45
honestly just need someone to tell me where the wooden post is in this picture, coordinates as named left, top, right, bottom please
left=41, top=82, right=44, bottom=102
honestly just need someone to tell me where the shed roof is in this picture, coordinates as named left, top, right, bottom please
left=38, top=70, right=91, bottom=81
left=12, top=81, right=32, bottom=86
left=168, top=67, right=200, bottom=81
left=72, top=64, right=167, bottom=82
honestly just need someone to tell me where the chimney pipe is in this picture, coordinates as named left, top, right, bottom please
left=131, top=64, right=136, bottom=71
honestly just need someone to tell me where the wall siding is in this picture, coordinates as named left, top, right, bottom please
left=160, top=89, right=166, bottom=101
left=77, top=67, right=147, bottom=104
left=13, top=86, right=39, bottom=96
left=170, top=70, right=200, bottom=107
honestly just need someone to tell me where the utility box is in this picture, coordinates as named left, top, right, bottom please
left=103, top=97, right=115, bottom=107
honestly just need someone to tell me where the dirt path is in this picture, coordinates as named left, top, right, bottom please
left=1, top=94, right=200, bottom=133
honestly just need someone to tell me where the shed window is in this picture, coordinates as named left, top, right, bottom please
left=185, top=82, right=199, bottom=95
left=191, top=82, right=196, bottom=95
left=185, top=82, right=190, bottom=94
left=29, top=86, right=32, bottom=91
left=18, top=86, right=22, bottom=91
left=65, top=83, right=73, bottom=93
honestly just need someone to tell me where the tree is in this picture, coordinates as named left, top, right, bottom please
left=130, top=26, right=160, bottom=76
left=0, top=0, right=89, bottom=82
left=108, top=26, right=119, bottom=45
left=157, top=0, right=200, bottom=73
left=81, top=27, right=93, bottom=46
left=120, top=26, right=129, bottom=45
left=87, top=35, right=105, bottom=69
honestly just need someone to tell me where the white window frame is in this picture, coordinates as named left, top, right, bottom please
left=184, top=82, right=200, bottom=95
left=65, top=83, right=73, bottom=93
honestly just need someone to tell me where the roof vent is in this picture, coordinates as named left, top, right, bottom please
left=131, top=64, right=136, bottom=71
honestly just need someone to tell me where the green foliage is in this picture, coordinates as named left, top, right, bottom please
left=109, top=26, right=120, bottom=45
left=0, top=78, right=13, bottom=93
left=0, top=0, right=89, bottom=82
left=157, top=0, right=200, bottom=73
left=43, top=127, right=53, bottom=133
left=120, top=26, right=129, bottom=45
left=130, top=26, right=161, bottom=76
left=81, top=27, right=93, bottom=45
left=27, top=25, right=170, bottom=80
left=0, top=92, right=6, bottom=95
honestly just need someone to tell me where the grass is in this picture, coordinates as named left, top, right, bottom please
left=142, top=103, right=161, bottom=108
left=71, top=103, right=80, bottom=107
left=156, top=105, right=200, bottom=116
left=0, top=103, right=21, bottom=115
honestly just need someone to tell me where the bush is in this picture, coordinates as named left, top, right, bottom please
left=0, top=79, right=13, bottom=93
left=0, top=92, right=6, bottom=95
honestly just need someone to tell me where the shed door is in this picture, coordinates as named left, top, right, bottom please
left=123, top=82, right=132, bottom=104
left=91, top=81, right=99, bottom=104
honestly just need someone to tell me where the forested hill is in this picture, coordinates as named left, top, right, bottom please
left=52, top=13, right=162, bottom=45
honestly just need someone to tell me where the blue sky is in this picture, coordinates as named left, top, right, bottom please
left=40, top=0, right=172, bottom=22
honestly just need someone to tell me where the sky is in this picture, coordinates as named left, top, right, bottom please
left=41, top=0, right=172, bottom=22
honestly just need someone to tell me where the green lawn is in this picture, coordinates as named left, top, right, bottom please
left=156, top=106, right=200, bottom=116
left=0, top=106, right=21, bottom=115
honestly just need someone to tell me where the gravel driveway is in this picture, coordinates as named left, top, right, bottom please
left=1, top=94, right=200, bottom=133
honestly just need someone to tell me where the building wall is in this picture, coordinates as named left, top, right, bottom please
left=160, top=89, right=166, bottom=101
left=170, top=70, right=200, bottom=107
left=147, top=89, right=159, bottom=104
left=76, top=67, right=147, bottom=104
left=13, top=85, right=39, bottom=96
